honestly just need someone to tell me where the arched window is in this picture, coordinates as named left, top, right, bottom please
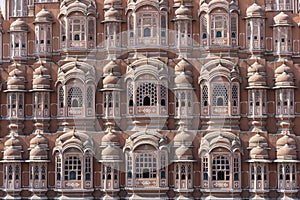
left=212, top=156, right=230, bottom=181
left=212, top=84, right=228, bottom=106
left=137, top=83, right=157, bottom=106
left=64, top=156, right=81, bottom=181
left=144, top=28, right=151, bottom=37
left=59, top=86, right=64, bottom=108
left=143, top=96, right=151, bottom=106
left=86, top=87, right=93, bottom=108
left=67, top=87, right=83, bottom=108
left=216, top=31, right=222, bottom=38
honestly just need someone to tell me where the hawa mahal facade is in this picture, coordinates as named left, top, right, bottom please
left=1, top=0, right=300, bottom=199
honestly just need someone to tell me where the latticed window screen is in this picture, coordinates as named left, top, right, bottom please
left=232, top=84, right=239, bottom=107
left=8, top=165, right=13, bottom=180
left=127, top=154, right=132, bottom=178
left=160, top=153, right=166, bottom=178
left=202, top=85, right=209, bottom=107
left=59, top=87, right=64, bottom=108
left=41, top=165, right=46, bottom=180
left=212, top=84, right=228, bottom=106
left=64, top=156, right=82, bottom=181
left=85, top=156, right=91, bottom=180
left=201, top=15, right=208, bottom=39
left=56, top=156, right=61, bottom=180
left=135, top=153, right=157, bottom=179
left=136, top=82, right=157, bottom=106
left=203, top=157, right=208, bottom=180
left=234, top=157, right=239, bottom=180
left=67, top=87, right=83, bottom=108
left=212, top=156, right=230, bottom=181
left=15, top=165, right=20, bottom=180
left=128, top=82, right=133, bottom=107
left=86, top=87, right=93, bottom=108
left=160, top=84, right=167, bottom=106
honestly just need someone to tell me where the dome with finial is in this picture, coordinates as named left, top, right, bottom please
left=34, top=8, right=54, bottom=23
left=101, top=125, right=119, bottom=145
left=246, top=3, right=265, bottom=17
left=273, top=12, right=292, bottom=26
left=10, top=18, right=28, bottom=32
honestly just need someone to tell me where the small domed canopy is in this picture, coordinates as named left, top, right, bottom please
left=34, top=8, right=54, bottom=23
left=101, top=144, right=121, bottom=161
left=276, top=72, right=293, bottom=83
left=33, top=76, right=51, bottom=89
left=30, top=145, right=48, bottom=160
left=30, top=131, right=49, bottom=148
left=33, top=64, right=51, bottom=76
left=248, top=72, right=267, bottom=87
left=247, top=61, right=266, bottom=75
left=246, top=3, right=265, bottom=18
left=104, top=0, right=122, bottom=9
left=3, top=148, right=22, bottom=160
left=104, top=7, right=121, bottom=21
left=174, top=145, right=193, bottom=160
left=103, top=74, right=119, bottom=85
left=174, top=73, right=193, bottom=85
left=276, top=135, right=296, bottom=149
left=174, top=130, right=193, bottom=147
left=277, top=144, right=297, bottom=160
left=3, top=133, right=23, bottom=160
left=250, top=146, right=268, bottom=159
left=273, top=12, right=292, bottom=26
left=101, top=128, right=120, bottom=146
left=249, top=133, right=268, bottom=148
left=10, top=18, right=28, bottom=32
left=175, top=58, right=193, bottom=73
left=103, top=60, right=121, bottom=76
left=275, top=63, right=293, bottom=75
left=175, top=4, right=192, bottom=19
left=6, top=66, right=26, bottom=91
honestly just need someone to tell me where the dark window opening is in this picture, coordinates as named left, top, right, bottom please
left=216, top=31, right=222, bottom=38
left=217, top=171, right=224, bottom=180
left=74, top=34, right=80, bottom=41
left=143, top=96, right=150, bottom=106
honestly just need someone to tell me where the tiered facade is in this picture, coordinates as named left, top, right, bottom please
left=1, top=0, right=300, bottom=199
